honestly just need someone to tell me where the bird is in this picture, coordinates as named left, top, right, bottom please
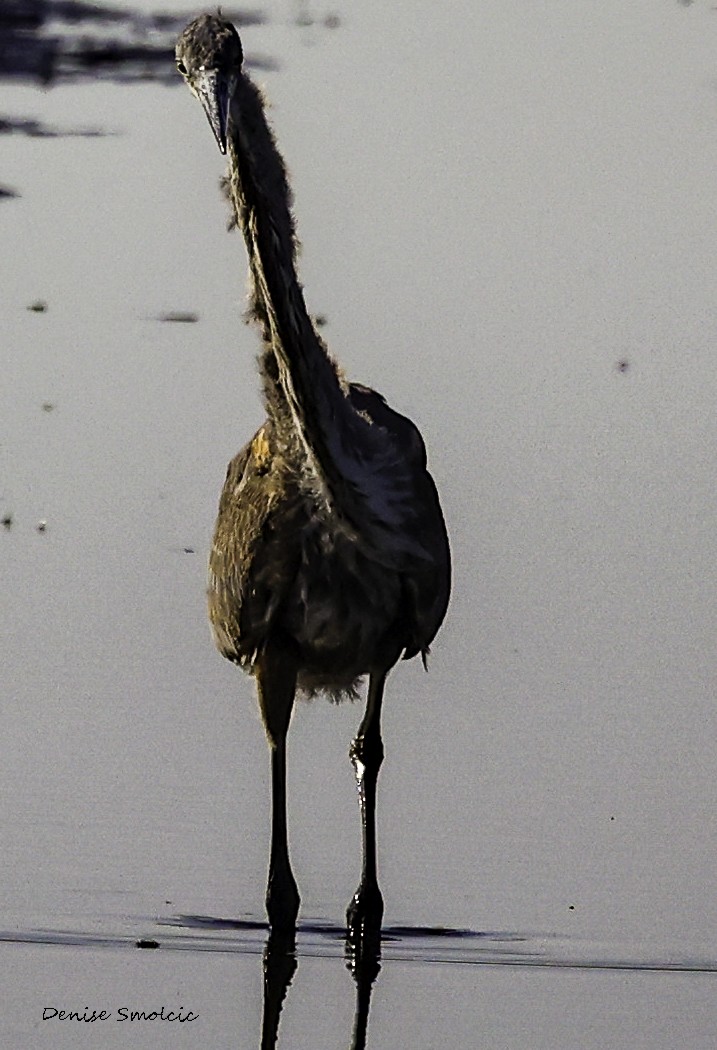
left=175, top=13, right=451, bottom=935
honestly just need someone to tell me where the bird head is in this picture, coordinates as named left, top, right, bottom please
left=175, top=14, right=244, bottom=155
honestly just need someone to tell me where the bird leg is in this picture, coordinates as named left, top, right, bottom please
left=347, top=668, right=388, bottom=934
left=257, top=642, right=300, bottom=931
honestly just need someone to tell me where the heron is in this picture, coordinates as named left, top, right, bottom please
left=175, top=14, right=451, bottom=935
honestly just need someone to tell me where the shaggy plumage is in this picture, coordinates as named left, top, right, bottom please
left=176, top=14, right=450, bottom=934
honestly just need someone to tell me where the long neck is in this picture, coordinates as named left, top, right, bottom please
left=226, top=72, right=361, bottom=514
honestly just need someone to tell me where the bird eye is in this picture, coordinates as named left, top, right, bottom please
left=176, top=59, right=188, bottom=75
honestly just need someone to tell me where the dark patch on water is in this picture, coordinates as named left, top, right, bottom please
left=156, top=311, right=199, bottom=324
left=0, top=2, right=342, bottom=200
left=1, top=915, right=717, bottom=973
left=1, top=915, right=716, bottom=974
left=0, top=1, right=273, bottom=87
left=292, top=2, right=341, bottom=30
left=0, top=115, right=105, bottom=137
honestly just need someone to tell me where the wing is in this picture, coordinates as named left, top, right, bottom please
left=348, top=383, right=451, bottom=660
left=208, top=422, right=303, bottom=665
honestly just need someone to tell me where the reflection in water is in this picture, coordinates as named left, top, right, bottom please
left=0, top=116, right=105, bottom=137
left=0, top=1, right=272, bottom=87
left=0, top=2, right=278, bottom=201
left=0, top=0, right=340, bottom=88
left=263, top=932, right=298, bottom=1045
left=345, top=925, right=381, bottom=1050
left=0, top=1, right=339, bottom=201
left=262, top=931, right=298, bottom=1049
left=4, top=915, right=717, bottom=972
left=262, top=925, right=381, bottom=1050
left=3, top=913, right=717, bottom=1050
left=262, top=932, right=298, bottom=1045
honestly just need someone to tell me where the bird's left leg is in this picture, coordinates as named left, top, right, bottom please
left=347, top=668, right=388, bottom=934
left=257, top=640, right=300, bottom=931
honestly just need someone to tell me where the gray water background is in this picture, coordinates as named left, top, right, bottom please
left=2, top=0, right=717, bottom=1045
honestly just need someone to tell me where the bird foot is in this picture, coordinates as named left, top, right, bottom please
left=266, top=867, right=300, bottom=932
left=346, top=882, right=384, bottom=935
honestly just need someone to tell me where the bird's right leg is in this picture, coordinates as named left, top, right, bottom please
left=256, top=641, right=300, bottom=931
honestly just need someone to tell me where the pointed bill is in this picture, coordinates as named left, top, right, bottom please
left=195, top=69, right=231, bottom=155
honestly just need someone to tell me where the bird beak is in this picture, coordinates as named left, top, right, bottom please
left=195, top=69, right=232, bottom=155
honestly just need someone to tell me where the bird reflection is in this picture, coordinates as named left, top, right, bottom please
left=261, top=930, right=297, bottom=1050
left=345, top=926, right=382, bottom=1050
left=261, top=927, right=381, bottom=1050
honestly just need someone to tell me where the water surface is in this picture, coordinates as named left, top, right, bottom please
left=2, top=0, right=717, bottom=1045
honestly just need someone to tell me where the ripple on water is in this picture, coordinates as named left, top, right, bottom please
left=0, top=916, right=715, bottom=973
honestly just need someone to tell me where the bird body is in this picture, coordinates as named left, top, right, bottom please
left=176, top=14, right=450, bottom=933
left=210, top=387, right=447, bottom=697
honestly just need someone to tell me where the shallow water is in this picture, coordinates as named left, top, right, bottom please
left=4, top=920, right=717, bottom=1048
left=3, top=0, right=717, bottom=1045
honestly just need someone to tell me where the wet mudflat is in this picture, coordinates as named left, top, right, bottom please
left=2, top=0, right=717, bottom=1045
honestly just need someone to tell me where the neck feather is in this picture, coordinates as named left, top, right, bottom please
left=227, top=73, right=361, bottom=511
